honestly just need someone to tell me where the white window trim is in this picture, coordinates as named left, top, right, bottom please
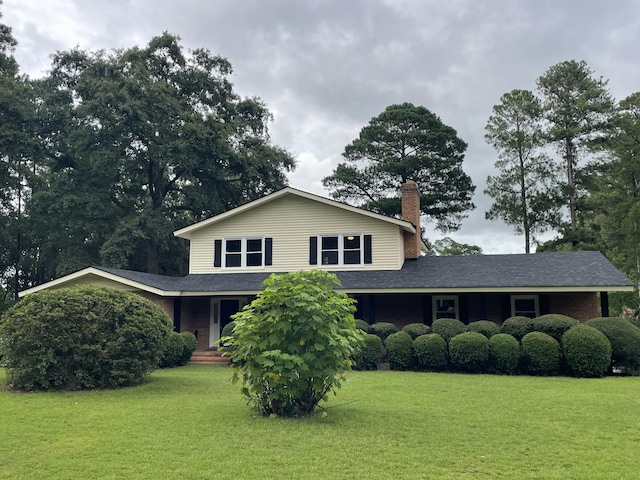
left=511, top=295, right=540, bottom=318
left=222, top=237, right=265, bottom=269
left=433, top=295, right=459, bottom=321
left=318, top=233, right=364, bottom=267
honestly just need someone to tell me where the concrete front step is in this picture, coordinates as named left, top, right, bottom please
left=189, top=350, right=231, bottom=366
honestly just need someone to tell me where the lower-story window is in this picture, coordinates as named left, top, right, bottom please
left=433, top=295, right=459, bottom=320
left=511, top=295, right=539, bottom=318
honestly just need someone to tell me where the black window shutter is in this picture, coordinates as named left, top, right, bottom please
left=309, top=236, right=317, bottom=265
left=364, top=235, right=372, bottom=264
left=265, top=238, right=273, bottom=266
left=214, top=239, right=222, bottom=267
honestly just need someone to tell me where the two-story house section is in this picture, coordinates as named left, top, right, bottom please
left=19, top=181, right=634, bottom=352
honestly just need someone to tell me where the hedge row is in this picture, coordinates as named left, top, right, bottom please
left=354, top=316, right=640, bottom=377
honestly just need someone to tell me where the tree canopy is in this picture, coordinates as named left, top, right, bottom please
left=322, top=103, right=475, bottom=232
left=0, top=28, right=295, bottom=299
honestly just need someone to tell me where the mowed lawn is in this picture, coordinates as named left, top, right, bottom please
left=1, top=366, right=639, bottom=479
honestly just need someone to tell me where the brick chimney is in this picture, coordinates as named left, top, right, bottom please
left=401, top=181, right=421, bottom=259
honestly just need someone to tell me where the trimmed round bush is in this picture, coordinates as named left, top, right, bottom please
left=488, top=333, right=520, bottom=375
left=352, top=334, right=382, bottom=371
left=585, top=317, right=640, bottom=375
left=520, top=332, right=560, bottom=376
left=160, top=331, right=198, bottom=368
left=562, top=325, right=611, bottom=378
left=532, top=314, right=578, bottom=342
left=413, top=334, right=447, bottom=371
left=369, top=322, right=399, bottom=341
left=448, top=331, right=490, bottom=373
left=467, top=320, right=500, bottom=338
left=402, top=322, right=431, bottom=339
left=221, top=321, right=237, bottom=338
left=0, top=286, right=172, bottom=390
left=431, top=318, right=466, bottom=343
left=384, top=331, right=414, bottom=370
left=500, top=316, right=534, bottom=340
left=355, top=319, right=370, bottom=333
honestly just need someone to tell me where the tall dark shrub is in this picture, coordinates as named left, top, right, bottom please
left=520, top=332, right=560, bottom=376
left=413, top=334, right=447, bottom=371
left=500, top=316, right=534, bottom=340
left=467, top=320, right=500, bottom=338
left=488, top=333, right=520, bottom=375
left=353, top=334, right=382, bottom=371
left=369, top=322, right=399, bottom=341
left=532, top=314, right=578, bottom=342
left=385, top=331, right=414, bottom=370
left=448, top=332, right=490, bottom=373
left=562, top=325, right=611, bottom=378
left=585, top=317, right=640, bottom=376
left=431, top=318, right=466, bottom=343
left=0, top=286, right=172, bottom=390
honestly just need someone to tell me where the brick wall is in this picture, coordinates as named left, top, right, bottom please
left=180, top=298, right=211, bottom=350
left=373, top=294, right=424, bottom=328
left=549, top=292, right=598, bottom=322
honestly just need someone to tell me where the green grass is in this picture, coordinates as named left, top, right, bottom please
left=1, top=366, right=640, bottom=479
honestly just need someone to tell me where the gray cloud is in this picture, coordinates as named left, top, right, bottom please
left=3, top=0, right=639, bottom=253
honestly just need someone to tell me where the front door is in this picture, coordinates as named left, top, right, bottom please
left=209, top=298, right=245, bottom=347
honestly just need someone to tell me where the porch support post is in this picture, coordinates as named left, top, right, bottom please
left=600, top=292, right=609, bottom=317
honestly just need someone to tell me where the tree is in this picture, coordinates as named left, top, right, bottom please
left=29, top=33, right=295, bottom=275
left=431, top=236, right=482, bottom=256
left=227, top=270, right=364, bottom=417
left=587, top=93, right=640, bottom=293
left=536, top=60, right=615, bottom=234
left=322, top=103, right=475, bottom=232
left=484, top=89, right=563, bottom=253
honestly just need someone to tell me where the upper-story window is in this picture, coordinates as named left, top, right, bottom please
left=214, top=237, right=272, bottom=269
left=310, top=234, right=372, bottom=266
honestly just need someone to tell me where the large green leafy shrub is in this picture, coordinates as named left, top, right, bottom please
left=384, top=331, right=414, bottom=370
left=532, top=314, right=578, bottom=342
left=160, top=331, right=197, bottom=368
left=431, top=318, right=466, bottom=343
left=448, top=332, right=490, bottom=373
left=413, top=334, right=447, bottom=371
left=0, top=286, right=172, bottom=390
left=520, top=332, right=560, bottom=376
left=585, top=317, right=640, bottom=375
left=488, top=333, right=520, bottom=375
left=226, top=270, right=363, bottom=417
left=561, top=325, right=611, bottom=378
left=402, top=323, right=431, bottom=339
left=500, top=316, right=534, bottom=340
left=369, top=322, right=399, bottom=341
left=467, top=320, right=500, bottom=338
left=352, top=334, right=382, bottom=371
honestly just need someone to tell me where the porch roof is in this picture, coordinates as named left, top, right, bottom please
left=91, top=251, right=633, bottom=296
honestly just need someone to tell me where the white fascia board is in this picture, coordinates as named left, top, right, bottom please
left=18, top=267, right=178, bottom=298
left=338, top=285, right=635, bottom=294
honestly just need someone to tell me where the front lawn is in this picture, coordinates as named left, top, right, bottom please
left=1, top=366, right=639, bottom=479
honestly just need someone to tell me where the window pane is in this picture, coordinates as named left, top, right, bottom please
left=226, top=253, right=241, bottom=267
left=226, top=239, right=241, bottom=252
left=344, top=250, right=361, bottom=264
left=247, top=239, right=262, bottom=252
left=344, top=235, right=360, bottom=250
left=246, top=252, right=262, bottom=266
left=322, top=236, right=339, bottom=250
left=322, top=251, right=339, bottom=265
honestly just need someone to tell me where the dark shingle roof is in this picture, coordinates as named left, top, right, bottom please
left=96, top=251, right=632, bottom=294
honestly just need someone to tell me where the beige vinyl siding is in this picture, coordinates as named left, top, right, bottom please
left=188, top=195, right=405, bottom=274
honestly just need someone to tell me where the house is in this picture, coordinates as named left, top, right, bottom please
left=20, top=181, right=634, bottom=351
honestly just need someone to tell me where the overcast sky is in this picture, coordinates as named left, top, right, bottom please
left=3, top=0, right=639, bottom=253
